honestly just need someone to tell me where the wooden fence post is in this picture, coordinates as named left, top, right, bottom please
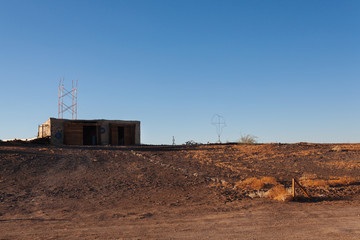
left=293, top=178, right=311, bottom=199
left=292, top=178, right=295, bottom=198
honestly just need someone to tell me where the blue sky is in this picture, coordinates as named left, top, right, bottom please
left=0, top=0, right=359, bottom=144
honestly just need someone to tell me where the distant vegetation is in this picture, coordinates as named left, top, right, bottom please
left=238, top=134, right=258, bottom=144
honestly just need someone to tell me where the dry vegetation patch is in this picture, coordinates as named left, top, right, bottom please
left=234, top=177, right=277, bottom=190
left=300, top=174, right=359, bottom=188
left=265, top=185, right=293, bottom=202
left=220, top=174, right=360, bottom=202
left=328, top=176, right=357, bottom=186
left=229, top=177, right=292, bottom=202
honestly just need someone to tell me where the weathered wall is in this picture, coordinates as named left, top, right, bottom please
left=38, top=118, right=51, bottom=138
left=99, top=120, right=110, bottom=145
left=38, top=118, right=140, bottom=145
left=106, top=120, right=141, bottom=145
left=50, top=118, right=65, bottom=145
left=135, top=122, right=140, bottom=145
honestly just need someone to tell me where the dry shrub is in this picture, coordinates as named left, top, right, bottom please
left=301, top=179, right=329, bottom=188
left=301, top=176, right=358, bottom=188
left=236, top=177, right=263, bottom=190
left=331, top=146, right=342, bottom=152
left=234, top=177, right=278, bottom=190
left=238, top=134, right=258, bottom=144
left=260, top=176, right=278, bottom=185
left=265, top=185, right=293, bottom=202
left=328, top=176, right=356, bottom=186
left=300, top=173, right=329, bottom=188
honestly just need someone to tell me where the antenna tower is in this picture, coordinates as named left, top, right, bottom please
left=58, top=78, right=78, bottom=120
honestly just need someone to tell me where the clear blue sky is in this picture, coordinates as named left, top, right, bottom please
left=0, top=0, right=359, bottom=144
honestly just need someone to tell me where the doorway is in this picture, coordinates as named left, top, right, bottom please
left=109, top=124, right=136, bottom=145
left=118, top=126, right=125, bottom=145
left=83, top=126, right=98, bottom=145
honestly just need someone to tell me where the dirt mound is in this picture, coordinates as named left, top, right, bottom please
left=1, top=143, right=360, bottom=239
left=2, top=143, right=360, bottom=213
left=0, top=145, right=211, bottom=217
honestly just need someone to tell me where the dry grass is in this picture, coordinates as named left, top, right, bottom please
left=300, top=173, right=329, bottom=188
left=300, top=175, right=358, bottom=188
left=234, top=177, right=278, bottom=190
left=328, top=176, right=356, bottom=186
left=233, top=177, right=292, bottom=201
left=265, top=185, right=293, bottom=202
left=234, top=174, right=359, bottom=202
left=301, top=179, right=329, bottom=188
left=183, top=145, right=360, bottom=202
left=261, top=176, right=278, bottom=185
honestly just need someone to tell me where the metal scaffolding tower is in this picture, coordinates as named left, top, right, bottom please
left=58, top=78, right=78, bottom=120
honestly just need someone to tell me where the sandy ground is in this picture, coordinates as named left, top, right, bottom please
left=1, top=143, right=360, bottom=239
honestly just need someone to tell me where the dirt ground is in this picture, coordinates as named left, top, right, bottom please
left=1, top=142, right=360, bottom=239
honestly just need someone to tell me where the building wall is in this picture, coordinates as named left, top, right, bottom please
left=50, top=118, right=65, bottom=145
left=107, top=120, right=140, bottom=145
left=100, top=121, right=110, bottom=145
left=38, top=118, right=51, bottom=138
left=38, top=118, right=140, bottom=145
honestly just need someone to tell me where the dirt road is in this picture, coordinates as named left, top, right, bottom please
left=1, top=200, right=360, bottom=239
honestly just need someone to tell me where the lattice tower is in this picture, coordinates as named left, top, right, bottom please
left=58, top=78, right=78, bottom=120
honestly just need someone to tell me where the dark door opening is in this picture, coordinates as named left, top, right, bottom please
left=83, top=126, right=98, bottom=145
left=118, top=127, right=125, bottom=145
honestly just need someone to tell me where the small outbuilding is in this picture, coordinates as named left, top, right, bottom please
left=38, top=118, right=140, bottom=145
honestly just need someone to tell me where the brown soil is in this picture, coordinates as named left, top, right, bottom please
left=1, top=142, right=360, bottom=239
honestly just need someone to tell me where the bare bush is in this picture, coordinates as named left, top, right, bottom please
left=238, top=134, right=258, bottom=144
left=185, top=140, right=199, bottom=146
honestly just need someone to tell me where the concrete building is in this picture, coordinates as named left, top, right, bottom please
left=38, top=118, right=140, bottom=145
